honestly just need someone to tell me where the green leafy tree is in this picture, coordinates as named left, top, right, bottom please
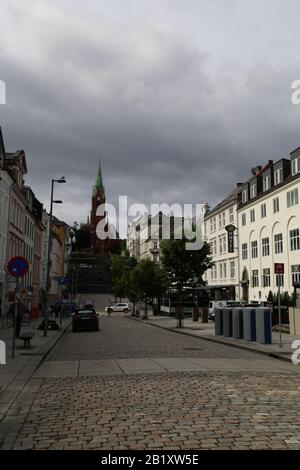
left=267, top=290, right=274, bottom=305
left=111, top=254, right=137, bottom=301
left=132, top=259, right=167, bottom=319
left=160, top=239, right=213, bottom=326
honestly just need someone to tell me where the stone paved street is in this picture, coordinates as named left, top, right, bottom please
left=1, top=316, right=300, bottom=450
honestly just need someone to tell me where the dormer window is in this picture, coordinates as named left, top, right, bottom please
left=250, top=184, right=256, bottom=198
left=241, top=190, right=248, bottom=203
left=263, top=175, right=270, bottom=191
left=292, top=156, right=300, bottom=176
left=274, top=168, right=282, bottom=185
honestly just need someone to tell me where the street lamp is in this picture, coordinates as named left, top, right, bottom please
left=44, top=177, right=66, bottom=337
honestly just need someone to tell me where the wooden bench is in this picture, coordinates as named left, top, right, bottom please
left=18, top=332, right=35, bottom=348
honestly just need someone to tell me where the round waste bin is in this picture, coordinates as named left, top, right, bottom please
left=193, top=307, right=199, bottom=322
left=201, top=307, right=208, bottom=323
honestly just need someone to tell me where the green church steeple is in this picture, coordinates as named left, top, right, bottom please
left=93, top=160, right=105, bottom=196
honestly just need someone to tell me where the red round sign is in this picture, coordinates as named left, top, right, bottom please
left=7, top=256, right=29, bottom=278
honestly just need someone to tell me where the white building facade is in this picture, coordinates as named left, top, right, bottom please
left=203, top=186, right=242, bottom=301
left=238, top=150, right=300, bottom=303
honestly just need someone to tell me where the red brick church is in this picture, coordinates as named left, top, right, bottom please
left=89, top=161, right=122, bottom=255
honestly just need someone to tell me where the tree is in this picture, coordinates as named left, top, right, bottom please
left=132, top=259, right=167, bottom=319
left=267, top=290, right=274, bottom=304
left=160, top=239, right=213, bottom=326
left=111, top=254, right=137, bottom=302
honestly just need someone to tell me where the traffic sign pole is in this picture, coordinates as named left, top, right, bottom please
left=7, top=257, right=29, bottom=359
left=12, top=278, right=19, bottom=359
left=275, top=263, right=284, bottom=348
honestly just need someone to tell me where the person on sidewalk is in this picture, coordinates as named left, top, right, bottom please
left=107, top=306, right=113, bottom=317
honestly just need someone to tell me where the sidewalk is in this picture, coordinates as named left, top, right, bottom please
left=130, top=314, right=299, bottom=363
left=0, top=316, right=71, bottom=423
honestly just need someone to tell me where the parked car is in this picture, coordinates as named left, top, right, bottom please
left=105, top=303, right=131, bottom=313
left=80, top=299, right=94, bottom=308
left=72, top=308, right=99, bottom=332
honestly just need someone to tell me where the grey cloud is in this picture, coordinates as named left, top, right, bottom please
left=1, top=0, right=300, bottom=227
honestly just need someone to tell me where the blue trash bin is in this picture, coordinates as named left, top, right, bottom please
left=243, top=308, right=256, bottom=341
left=255, top=308, right=272, bottom=344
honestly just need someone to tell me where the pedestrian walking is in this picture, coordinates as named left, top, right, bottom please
left=107, top=306, right=113, bottom=317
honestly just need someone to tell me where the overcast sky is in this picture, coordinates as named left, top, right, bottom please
left=1, top=0, right=300, bottom=227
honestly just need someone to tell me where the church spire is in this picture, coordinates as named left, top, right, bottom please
left=93, top=159, right=105, bottom=196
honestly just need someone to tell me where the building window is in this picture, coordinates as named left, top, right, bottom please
left=219, top=263, right=223, bottom=279
left=252, top=270, right=259, bottom=288
left=210, top=219, right=213, bottom=232
left=250, top=209, right=255, bottom=223
left=276, top=273, right=284, bottom=288
left=273, top=197, right=279, bottom=213
left=274, top=233, right=283, bottom=254
left=241, top=213, right=246, bottom=226
left=261, top=203, right=267, bottom=218
left=242, top=190, right=248, bottom=203
left=214, top=265, right=217, bottom=279
left=219, top=237, right=223, bottom=254
left=213, top=217, right=216, bottom=231
left=250, top=184, right=256, bottom=199
left=263, top=176, right=270, bottom=192
left=213, top=239, right=217, bottom=256
left=290, top=229, right=300, bottom=251
left=274, top=168, right=283, bottom=185
left=219, top=213, right=222, bottom=228
left=242, top=243, right=248, bottom=260
left=292, top=157, right=300, bottom=176
left=229, top=207, right=234, bottom=223
left=262, top=268, right=271, bottom=287
left=230, top=261, right=235, bottom=279
left=223, top=262, right=227, bottom=278
left=291, top=265, right=300, bottom=285
left=287, top=188, right=299, bottom=208
left=262, top=237, right=270, bottom=256
left=251, top=240, right=258, bottom=258
left=223, top=235, right=226, bottom=254
left=222, top=212, right=226, bottom=227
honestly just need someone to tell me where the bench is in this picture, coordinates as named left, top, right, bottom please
left=18, top=332, right=35, bottom=348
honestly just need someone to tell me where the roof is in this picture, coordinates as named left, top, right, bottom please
left=205, top=186, right=240, bottom=218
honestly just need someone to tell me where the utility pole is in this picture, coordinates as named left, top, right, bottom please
left=44, top=177, right=66, bottom=337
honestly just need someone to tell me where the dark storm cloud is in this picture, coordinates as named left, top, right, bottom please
left=1, top=0, right=300, bottom=225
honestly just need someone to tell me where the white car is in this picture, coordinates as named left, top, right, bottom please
left=105, top=303, right=131, bottom=313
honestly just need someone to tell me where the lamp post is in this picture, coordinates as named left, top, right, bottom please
left=44, top=177, right=66, bottom=337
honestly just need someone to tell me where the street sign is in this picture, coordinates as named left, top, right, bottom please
left=275, top=263, right=284, bottom=275
left=7, top=256, right=29, bottom=278
left=58, top=276, right=67, bottom=286
left=225, top=224, right=236, bottom=253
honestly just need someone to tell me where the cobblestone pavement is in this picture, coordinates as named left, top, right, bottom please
left=9, top=373, right=300, bottom=450
left=2, top=316, right=300, bottom=450
left=47, top=316, right=268, bottom=360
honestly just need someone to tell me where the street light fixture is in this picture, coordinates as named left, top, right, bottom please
left=44, top=177, right=66, bottom=337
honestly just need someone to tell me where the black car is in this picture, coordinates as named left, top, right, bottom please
left=72, top=308, right=99, bottom=332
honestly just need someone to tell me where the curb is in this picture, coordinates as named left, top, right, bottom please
left=127, top=316, right=292, bottom=363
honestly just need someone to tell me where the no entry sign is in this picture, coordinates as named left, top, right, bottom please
left=7, top=256, right=29, bottom=278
